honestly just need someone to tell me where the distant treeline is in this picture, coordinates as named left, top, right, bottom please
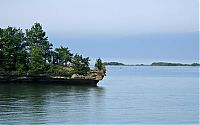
left=104, top=61, right=200, bottom=66
left=104, top=62, right=125, bottom=66
left=151, top=62, right=200, bottom=66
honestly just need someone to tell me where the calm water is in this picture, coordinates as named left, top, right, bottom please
left=0, top=66, right=199, bottom=124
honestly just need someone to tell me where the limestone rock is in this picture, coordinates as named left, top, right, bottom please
left=71, top=74, right=80, bottom=79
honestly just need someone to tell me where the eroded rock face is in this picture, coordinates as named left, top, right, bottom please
left=71, top=74, right=85, bottom=79
left=95, top=75, right=103, bottom=80
left=71, top=69, right=105, bottom=80
left=89, top=69, right=105, bottom=80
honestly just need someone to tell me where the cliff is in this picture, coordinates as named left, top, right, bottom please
left=71, top=69, right=105, bottom=80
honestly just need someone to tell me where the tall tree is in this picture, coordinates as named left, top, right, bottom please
left=26, top=23, right=53, bottom=63
left=55, top=46, right=73, bottom=65
left=95, top=58, right=105, bottom=71
left=0, top=27, right=27, bottom=72
left=26, top=23, right=52, bottom=73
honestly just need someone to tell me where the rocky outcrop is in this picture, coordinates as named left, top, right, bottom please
left=71, top=69, right=105, bottom=80
left=88, top=69, right=105, bottom=80
left=71, top=74, right=85, bottom=79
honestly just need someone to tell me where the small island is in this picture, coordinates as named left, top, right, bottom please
left=0, top=23, right=106, bottom=85
left=150, top=62, right=200, bottom=66
left=104, top=62, right=125, bottom=66
left=104, top=61, right=200, bottom=66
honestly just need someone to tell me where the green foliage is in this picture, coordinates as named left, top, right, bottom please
left=0, top=27, right=27, bottom=73
left=71, top=54, right=90, bottom=75
left=47, top=64, right=71, bottom=77
left=54, top=46, right=73, bottom=65
left=28, top=47, right=47, bottom=74
left=95, top=58, right=106, bottom=72
left=26, top=23, right=53, bottom=74
left=26, top=23, right=53, bottom=63
left=0, top=23, right=92, bottom=76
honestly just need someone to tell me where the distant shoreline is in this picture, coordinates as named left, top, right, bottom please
left=104, top=62, right=200, bottom=66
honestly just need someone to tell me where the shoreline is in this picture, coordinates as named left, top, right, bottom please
left=0, top=75, right=99, bottom=86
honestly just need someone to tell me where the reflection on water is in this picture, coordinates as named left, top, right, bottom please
left=0, top=84, right=105, bottom=124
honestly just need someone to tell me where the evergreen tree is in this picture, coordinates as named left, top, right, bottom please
left=26, top=23, right=52, bottom=73
left=71, top=54, right=90, bottom=75
left=55, top=46, right=73, bottom=65
left=29, top=47, right=46, bottom=74
left=0, top=27, right=27, bottom=72
left=95, top=58, right=106, bottom=72
left=26, top=23, right=53, bottom=63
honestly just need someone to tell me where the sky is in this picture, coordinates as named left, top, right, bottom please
left=0, top=0, right=199, bottom=64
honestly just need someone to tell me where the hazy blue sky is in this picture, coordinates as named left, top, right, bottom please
left=0, top=0, right=199, bottom=64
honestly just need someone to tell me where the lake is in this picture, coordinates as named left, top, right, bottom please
left=0, top=66, right=199, bottom=124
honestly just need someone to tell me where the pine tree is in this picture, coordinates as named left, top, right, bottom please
left=0, top=27, right=27, bottom=73
left=26, top=23, right=52, bottom=74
